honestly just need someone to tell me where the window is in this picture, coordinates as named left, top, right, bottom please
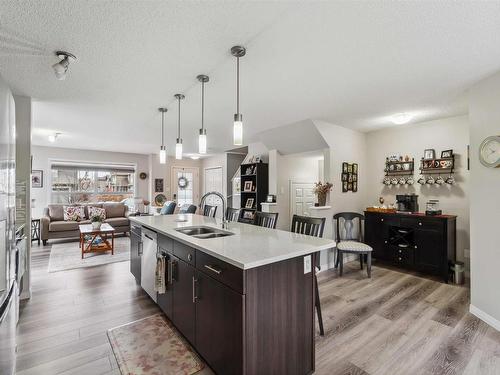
left=50, top=163, right=135, bottom=204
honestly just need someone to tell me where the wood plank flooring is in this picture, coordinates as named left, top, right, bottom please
left=16, top=239, right=500, bottom=375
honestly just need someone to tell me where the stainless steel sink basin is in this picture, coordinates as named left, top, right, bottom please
left=175, top=226, right=234, bottom=239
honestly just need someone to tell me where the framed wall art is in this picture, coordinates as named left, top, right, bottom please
left=31, top=170, right=43, bottom=188
left=341, top=163, right=358, bottom=193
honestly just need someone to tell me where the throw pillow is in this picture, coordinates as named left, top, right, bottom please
left=88, top=206, right=106, bottom=221
left=63, top=206, right=85, bottom=221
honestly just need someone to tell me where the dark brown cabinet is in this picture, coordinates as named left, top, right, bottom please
left=195, top=270, right=244, bottom=375
left=130, top=224, right=141, bottom=282
left=172, top=256, right=196, bottom=344
left=364, top=211, right=456, bottom=282
left=142, top=232, right=315, bottom=375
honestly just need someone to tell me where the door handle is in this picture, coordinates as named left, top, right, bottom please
left=192, top=277, right=198, bottom=303
left=168, top=259, right=174, bottom=285
left=204, top=265, right=222, bottom=275
left=144, top=234, right=154, bottom=241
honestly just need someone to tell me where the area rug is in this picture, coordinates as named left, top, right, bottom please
left=108, top=314, right=205, bottom=375
left=47, top=236, right=130, bottom=273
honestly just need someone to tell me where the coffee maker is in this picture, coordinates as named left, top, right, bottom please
left=396, top=194, right=419, bottom=213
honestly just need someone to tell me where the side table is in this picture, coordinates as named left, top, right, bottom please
left=31, top=218, right=41, bottom=245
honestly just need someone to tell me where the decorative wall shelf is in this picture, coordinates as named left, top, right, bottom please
left=419, top=156, right=455, bottom=174
left=385, top=159, right=414, bottom=176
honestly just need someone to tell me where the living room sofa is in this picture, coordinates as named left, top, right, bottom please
left=41, top=203, right=130, bottom=245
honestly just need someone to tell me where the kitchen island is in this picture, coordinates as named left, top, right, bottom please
left=129, top=213, right=335, bottom=375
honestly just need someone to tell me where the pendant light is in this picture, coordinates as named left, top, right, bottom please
left=158, top=107, right=168, bottom=164
left=197, top=74, right=209, bottom=154
left=174, top=94, right=185, bottom=160
left=231, top=45, right=246, bottom=145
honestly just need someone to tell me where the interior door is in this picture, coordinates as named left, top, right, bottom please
left=204, top=167, right=223, bottom=218
left=289, top=182, right=315, bottom=222
left=171, top=167, right=199, bottom=207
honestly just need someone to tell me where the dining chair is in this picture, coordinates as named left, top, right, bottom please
left=333, top=212, right=372, bottom=278
left=253, top=211, right=279, bottom=229
left=179, top=204, right=197, bottom=214
left=159, top=201, right=176, bottom=215
left=226, top=207, right=241, bottom=222
left=202, top=204, right=217, bottom=218
left=290, top=214, right=326, bottom=336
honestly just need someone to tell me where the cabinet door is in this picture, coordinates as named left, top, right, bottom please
left=365, top=214, right=397, bottom=260
left=172, top=257, right=196, bottom=344
left=130, top=232, right=141, bottom=282
left=195, top=271, right=243, bottom=375
left=157, top=255, right=174, bottom=319
left=414, top=229, right=443, bottom=274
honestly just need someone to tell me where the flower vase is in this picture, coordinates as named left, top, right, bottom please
left=92, top=221, right=101, bottom=230
left=317, top=193, right=327, bottom=207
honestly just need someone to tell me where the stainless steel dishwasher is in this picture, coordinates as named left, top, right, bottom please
left=140, top=227, right=158, bottom=302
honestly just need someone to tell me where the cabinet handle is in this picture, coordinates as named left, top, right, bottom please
left=145, top=233, right=154, bottom=241
left=192, top=277, right=198, bottom=303
left=418, top=222, right=422, bottom=226
left=414, top=245, right=418, bottom=249
left=187, top=253, right=193, bottom=262
left=204, top=265, right=222, bottom=275
left=384, top=240, right=388, bottom=244
left=138, top=241, right=143, bottom=255
left=381, top=218, right=384, bottom=222
left=398, top=257, right=402, bottom=261
left=398, top=244, right=409, bottom=248
left=168, top=259, right=173, bottom=285
left=398, top=250, right=402, bottom=253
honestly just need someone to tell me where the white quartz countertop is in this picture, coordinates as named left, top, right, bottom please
left=130, top=214, right=336, bottom=270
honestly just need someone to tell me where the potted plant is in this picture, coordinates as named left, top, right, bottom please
left=313, top=181, right=333, bottom=206
left=90, top=214, right=102, bottom=230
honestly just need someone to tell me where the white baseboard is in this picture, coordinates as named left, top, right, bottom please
left=470, top=304, right=500, bottom=332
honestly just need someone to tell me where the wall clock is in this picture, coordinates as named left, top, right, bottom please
left=479, top=135, right=500, bottom=168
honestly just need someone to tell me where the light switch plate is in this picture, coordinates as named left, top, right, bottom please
left=304, top=255, right=312, bottom=274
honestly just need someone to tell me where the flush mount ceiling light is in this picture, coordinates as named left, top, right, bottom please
left=390, top=113, right=413, bottom=125
left=174, top=94, right=185, bottom=160
left=231, top=45, right=246, bottom=145
left=48, top=132, right=61, bottom=142
left=197, top=74, right=209, bottom=154
left=52, top=51, right=77, bottom=80
left=158, top=107, right=168, bottom=164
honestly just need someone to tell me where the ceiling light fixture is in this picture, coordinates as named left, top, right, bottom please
left=158, top=107, right=168, bottom=164
left=174, top=94, right=185, bottom=160
left=52, top=51, right=77, bottom=80
left=390, top=113, right=413, bottom=125
left=48, top=132, right=61, bottom=143
left=197, top=74, right=209, bottom=154
left=231, top=45, right=246, bottom=145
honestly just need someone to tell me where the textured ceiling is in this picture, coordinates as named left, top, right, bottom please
left=1, top=1, right=500, bottom=155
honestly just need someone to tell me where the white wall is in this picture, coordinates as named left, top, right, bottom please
left=468, top=71, right=500, bottom=328
left=365, top=116, right=470, bottom=265
left=314, top=120, right=367, bottom=215
left=273, top=152, right=321, bottom=230
left=31, top=145, right=150, bottom=218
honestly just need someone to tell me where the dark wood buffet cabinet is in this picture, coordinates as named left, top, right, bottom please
left=364, top=211, right=456, bottom=282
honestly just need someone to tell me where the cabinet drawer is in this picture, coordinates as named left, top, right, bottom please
left=391, top=246, right=414, bottom=266
left=400, top=217, right=443, bottom=231
left=173, top=240, right=195, bottom=264
left=158, top=234, right=173, bottom=253
left=196, top=251, right=244, bottom=294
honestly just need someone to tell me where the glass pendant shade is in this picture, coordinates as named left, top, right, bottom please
left=175, top=139, right=183, bottom=160
left=199, top=129, right=207, bottom=154
left=159, top=146, right=166, bottom=164
left=233, top=113, right=243, bottom=146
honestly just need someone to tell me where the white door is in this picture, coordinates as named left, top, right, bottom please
left=171, top=167, right=199, bottom=208
left=290, top=182, right=315, bottom=223
left=204, top=167, right=223, bottom=218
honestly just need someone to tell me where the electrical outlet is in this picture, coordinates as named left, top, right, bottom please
left=304, top=255, right=312, bottom=274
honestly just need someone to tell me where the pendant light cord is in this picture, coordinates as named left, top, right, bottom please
left=201, top=81, right=205, bottom=131
left=177, top=97, right=181, bottom=138
left=236, top=56, right=240, bottom=114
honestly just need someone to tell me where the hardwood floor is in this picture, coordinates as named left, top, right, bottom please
left=17, top=239, right=500, bottom=375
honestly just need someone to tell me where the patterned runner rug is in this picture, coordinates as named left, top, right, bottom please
left=108, top=314, right=205, bottom=375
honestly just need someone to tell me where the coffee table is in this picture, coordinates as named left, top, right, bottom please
left=79, top=223, right=115, bottom=259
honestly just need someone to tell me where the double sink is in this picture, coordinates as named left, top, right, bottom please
left=175, top=226, right=234, bottom=239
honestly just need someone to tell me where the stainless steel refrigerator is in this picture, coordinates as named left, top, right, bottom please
left=0, top=74, right=18, bottom=375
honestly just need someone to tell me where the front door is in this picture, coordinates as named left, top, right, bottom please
left=171, top=167, right=199, bottom=208
left=290, top=182, right=315, bottom=223
left=203, top=167, right=223, bottom=218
